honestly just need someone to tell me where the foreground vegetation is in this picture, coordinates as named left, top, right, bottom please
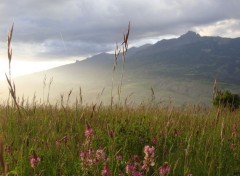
left=0, top=102, right=240, bottom=175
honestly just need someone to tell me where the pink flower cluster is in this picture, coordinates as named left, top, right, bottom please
left=80, top=148, right=107, bottom=166
left=115, top=154, right=122, bottom=161
left=142, top=145, right=155, bottom=171
left=30, top=155, right=41, bottom=168
left=80, top=123, right=110, bottom=175
left=125, top=164, right=144, bottom=176
left=85, top=124, right=94, bottom=138
left=95, top=148, right=107, bottom=163
left=159, top=162, right=170, bottom=176
left=232, top=123, right=237, bottom=137
left=80, top=124, right=171, bottom=176
left=101, top=163, right=112, bottom=176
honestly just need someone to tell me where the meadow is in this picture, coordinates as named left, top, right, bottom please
left=0, top=102, right=240, bottom=175
left=1, top=23, right=240, bottom=176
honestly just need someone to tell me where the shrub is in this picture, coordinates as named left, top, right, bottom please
left=213, top=90, right=240, bottom=110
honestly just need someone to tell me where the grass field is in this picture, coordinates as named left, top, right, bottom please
left=0, top=102, right=240, bottom=175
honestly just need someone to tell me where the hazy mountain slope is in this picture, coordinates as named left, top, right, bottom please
left=1, top=31, right=240, bottom=105
left=126, top=31, right=240, bottom=84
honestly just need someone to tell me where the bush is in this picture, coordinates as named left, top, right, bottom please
left=213, top=90, right=240, bottom=110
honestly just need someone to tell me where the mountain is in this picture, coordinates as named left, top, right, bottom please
left=1, top=31, right=240, bottom=105
left=128, top=31, right=240, bottom=82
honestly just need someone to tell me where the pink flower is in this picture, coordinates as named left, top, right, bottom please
left=144, top=146, right=155, bottom=157
left=141, top=163, right=147, bottom=170
left=126, top=163, right=144, bottom=176
left=232, top=123, right=237, bottom=137
left=101, top=163, right=111, bottom=176
left=152, top=136, right=158, bottom=145
left=116, top=154, right=122, bottom=161
left=85, top=123, right=94, bottom=138
left=126, top=164, right=135, bottom=175
left=80, top=148, right=96, bottom=166
left=159, top=162, right=170, bottom=175
left=142, top=145, right=155, bottom=172
left=133, top=155, right=140, bottom=162
left=55, top=140, right=61, bottom=146
left=30, top=155, right=41, bottom=168
left=133, top=171, right=144, bottom=176
left=96, top=148, right=106, bottom=161
left=80, top=151, right=86, bottom=160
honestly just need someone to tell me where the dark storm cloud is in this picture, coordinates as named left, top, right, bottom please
left=0, top=0, right=240, bottom=60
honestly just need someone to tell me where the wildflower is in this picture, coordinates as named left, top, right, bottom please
left=126, top=164, right=135, bottom=175
left=30, top=155, right=41, bottom=168
left=133, top=171, right=144, bottom=176
left=55, top=140, right=61, bottom=146
left=152, top=136, right=158, bottom=145
left=159, top=162, right=170, bottom=175
left=133, top=155, right=140, bottom=163
left=232, top=123, right=237, bottom=137
left=126, top=162, right=144, bottom=176
left=141, top=163, right=147, bottom=170
left=80, top=148, right=96, bottom=166
left=116, top=154, right=122, bottom=161
left=80, top=150, right=85, bottom=160
left=56, top=135, right=68, bottom=146
left=142, top=145, right=155, bottom=172
left=144, top=146, right=155, bottom=158
left=101, top=163, right=111, bottom=176
left=85, top=123, right=94, bottom=138
left=96, top=148, right=106, bottom=161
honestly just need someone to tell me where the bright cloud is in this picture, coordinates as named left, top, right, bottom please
left=194, top=19, right=240, bottom=38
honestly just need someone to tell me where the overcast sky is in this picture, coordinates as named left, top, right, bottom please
left=0, top=0, right=240, bottom=63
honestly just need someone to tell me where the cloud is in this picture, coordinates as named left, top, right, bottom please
left=0, top=0, right=240, bottom=60
left=194, top=19, right=240, bottom=38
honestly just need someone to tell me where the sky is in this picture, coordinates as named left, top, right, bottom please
left=0, top=0, right=240, bottom=79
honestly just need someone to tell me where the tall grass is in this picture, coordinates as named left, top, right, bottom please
left=111, top=22, right=130, bottom=108
left=0, top=104, right=240, bottom=175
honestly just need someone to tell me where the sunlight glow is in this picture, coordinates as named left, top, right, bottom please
left=0, top=59, right=74, bottom=81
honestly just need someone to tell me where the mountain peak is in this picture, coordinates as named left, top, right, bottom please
left=179, top=31, right=201, bottom=41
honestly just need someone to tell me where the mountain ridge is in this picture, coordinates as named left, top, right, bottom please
left=79, top=31, right=240, bottom=84
left=1, top=31, right=240, bottom=105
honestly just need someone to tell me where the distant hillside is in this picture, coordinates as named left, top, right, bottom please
left=127, top=31, right=240, bottom=84
left=73, top=31, right=240, bottom=84
left=1, top=31, right=240, bottom=105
